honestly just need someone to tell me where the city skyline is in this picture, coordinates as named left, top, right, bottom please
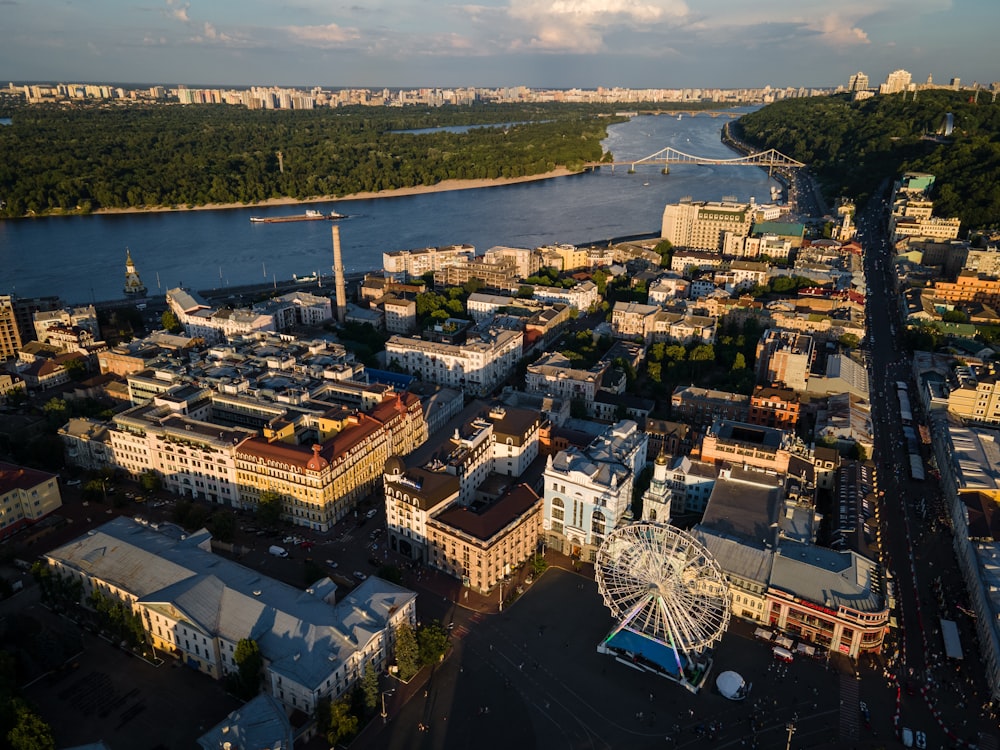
left=1, top=0, right=997, bottom=90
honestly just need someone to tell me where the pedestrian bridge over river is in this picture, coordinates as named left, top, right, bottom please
left=589, top=147, right=805, bottom=172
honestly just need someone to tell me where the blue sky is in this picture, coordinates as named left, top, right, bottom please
left=1, top=0, right=996, bottom=89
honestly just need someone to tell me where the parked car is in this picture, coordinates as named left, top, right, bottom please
left=365, top=508, right=378, bottom=519
left=268, top=545, right=288, bottom=558
left=325, top=560, right=338, bottom=568
left=915, top=730, right=926, bottom=749
left=772, top=646, right=794, bottom=663
left=353, top=571, right=367, bottom=581
left=65, top=479, right=81, bottom=486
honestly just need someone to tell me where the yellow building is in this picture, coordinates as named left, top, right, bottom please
left=235, top=393, right=427, bottom=531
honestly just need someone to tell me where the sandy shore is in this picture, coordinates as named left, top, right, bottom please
left=90, top=168, right=581, bottom=216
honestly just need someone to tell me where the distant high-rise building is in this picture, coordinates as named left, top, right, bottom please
left=848, top=72, right=869, bottom=92
left=951, top=77, right=961, bottom=90
left=0, top=296, right=22, bottom=361
left=880, top=69, right=912, bottom=95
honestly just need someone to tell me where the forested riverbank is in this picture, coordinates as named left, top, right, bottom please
left=733, top=89, right=1000, bottom=229
left=0, top=103, right=625, bottom=218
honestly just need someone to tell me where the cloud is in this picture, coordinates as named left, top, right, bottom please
left=505, top=0, right=689, bottom=52
left=283, top=22, right=361, bottom=48
left=172, top=3, right=190, bottom=23
left=804, top=13, right=870, bottom=46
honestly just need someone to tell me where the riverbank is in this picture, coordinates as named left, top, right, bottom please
left=76, top=168, right=581, bottom=218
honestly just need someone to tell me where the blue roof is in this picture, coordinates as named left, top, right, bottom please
left=606, top=628, right=683, bottom=676
left=366, top=368, right=416, bottom=389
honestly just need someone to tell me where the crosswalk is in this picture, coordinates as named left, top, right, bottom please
left=839, top=674, right=860, bottom=741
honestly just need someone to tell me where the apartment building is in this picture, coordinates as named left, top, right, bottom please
left=699, top=419, right=793, bottom=475
left=484, top=246, right=542, bottom=279
left=661, top=200, right=754, bottom=251
left=529, top=281, right=600, bottom=311
left=433, top=255, right=520, bottom=290
left=932, top=272, right=1000, bottom=309
left=386, top=329, right=523, bottom=397
left=611, top=302, right=659, bottom=342
left=755, top=329, right=815, bottom=392
left=525, top=351, right=608, bottom=405
left=748, top=386, right=801, bottom=430
left=0, top=461, right=63, bottom=538
left=382, top=244, right=475, bottom=281
left=670, top=386, right=749, bottom=426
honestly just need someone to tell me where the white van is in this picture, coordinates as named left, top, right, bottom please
left=901, top=727, right=914, bottom=747
left=268, top=545, right=288, bottom=558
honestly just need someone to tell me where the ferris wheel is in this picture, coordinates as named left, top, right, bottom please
left=596, top=522, right=731, bottom=654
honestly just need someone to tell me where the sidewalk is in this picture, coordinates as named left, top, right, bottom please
left=399, top=549, right=594, bottom=618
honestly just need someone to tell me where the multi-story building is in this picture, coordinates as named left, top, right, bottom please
left=661, top=200, right=754, bottom=251
left=892, top=216, right=961, bottom=242
left=649, top=311, right=717, bottom=345
left=543, top=420, right=648, bottom=561
left=466, top=292, right=518, bottom=323
left=665, top=456, right=719, bottom=514
left=484, top=246, right=542, bottom=279
left=848, top=72, right=869, bottom=92
left=755, top=329, right=815, bottom=391
left=380, top=296, right=417, bottom=334
left=525, top=351, right=608, bottom=405
left=699, top=418, right=794, bottom=475
left=45, top=517, right=417, bottom=713
left=235, top=392, right=426, bottom=531
left=670, top=386, right=749, bottom=426
left=670, top=250, right=726, bottom=275
left=111, top=402, right=255, bottom=504
left=59, top=417, right=114, bottom=471
left=0, top=461, right=63, bottom=538
left=33, top=305, right=100, bottom=343
left=611, top=302, right=659, bottom=342
left=529, top=281, right=600, bottom=311
left=433, top=255, right=520, bottom=290
left=386, top=329, right=523, bottom=397
left=0, top=295, right=22, bottom=361
left=931, top=272, right=1000, bottom=309
left=537, top=243, right=590, bottom=272
left=382, top=244, right=475, bottom=282
left=880, top=69, right=912, bottom=95
left=426, top=484, right=542, bottom=594
left=748, top=386, right=801, bottom=430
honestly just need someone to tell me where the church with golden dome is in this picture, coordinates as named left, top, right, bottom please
left=123, top=249, right=147, bottom=296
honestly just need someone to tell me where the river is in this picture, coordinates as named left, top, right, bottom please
left=0, top=109, right=776, bottom=305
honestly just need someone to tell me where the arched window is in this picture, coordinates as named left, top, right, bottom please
left=551, top=496, right=564, bottom=521
left=591, top=510, right=606, bottom=535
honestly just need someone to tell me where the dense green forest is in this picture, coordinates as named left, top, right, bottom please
left=734, top=90, right=1000, bottom=229
left=0, top=103, right=633, bottom=218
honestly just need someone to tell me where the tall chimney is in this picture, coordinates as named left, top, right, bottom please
left=332, top=225, right=347, bottom=324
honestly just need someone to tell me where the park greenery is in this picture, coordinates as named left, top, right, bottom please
left=0, top=103, right=629, bottom=217
left=735, top=89, right=1000, bottom=228
left=314, top=619, right=450, bottom=747
left=232, top=638, right=263, bottom=700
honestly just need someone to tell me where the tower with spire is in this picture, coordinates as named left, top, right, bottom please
left=123, top=248, right=147, bottom=296
left=641, top=450, right=673, bottom=524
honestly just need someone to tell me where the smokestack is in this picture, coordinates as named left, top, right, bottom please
left=332, top=225, right=347, bottom=324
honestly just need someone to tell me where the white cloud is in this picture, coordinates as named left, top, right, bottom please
left=506, top=0, right=688, bottom=52
left=283, top=22, right=361, bottom=48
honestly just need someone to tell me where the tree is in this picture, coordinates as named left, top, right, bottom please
left=732, top=352, right=747, bottom=371
left=256, top=489, right=284, bottom=527
left=838, top=333, right=861, bottom=349
left=361, top=663, right=379, bottom=713
left=161, top=309, right=182, bottom=333
left=139, top=470, right=162, bottom=493
left=320, top=697, right=358, bottom=747
left=689, top=344, right=716, bottom=362
left=208, top=510, right=237, bottom=542
left=394, top=622, right=420, bottom=681
left=62, top=357, right=88, bottom=382
left=531, top=553, right=549, bottom=577
left=234, top=638, right=263, bottom=698
left=417, top=621, right=449, bottom=666
left=6, top=700, right=55, bottom=750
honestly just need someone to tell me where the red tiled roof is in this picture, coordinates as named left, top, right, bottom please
left=0, top=461, right=56, bottom=495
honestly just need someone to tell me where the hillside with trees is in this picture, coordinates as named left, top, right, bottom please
left=733, top=90, right=1000, bottom=230
left=0, top=103, right=628, bottom=218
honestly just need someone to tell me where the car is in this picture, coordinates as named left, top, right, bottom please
left=324, top=559, right=338, bottom=568
left=353, top=571, right=367, bottom=581
left=915, top=731, right=926, bottom=749
left=365, top=508, right=378, bottom=519
left=65, top=479, right=81, bottom=486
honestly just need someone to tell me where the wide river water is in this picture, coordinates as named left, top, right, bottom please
left=0, top=108, right=776, bottom=304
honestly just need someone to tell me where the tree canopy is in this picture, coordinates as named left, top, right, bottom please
left=735, top=90, right=1000, bottom=228
left=0, top=103, right=626, bottom=217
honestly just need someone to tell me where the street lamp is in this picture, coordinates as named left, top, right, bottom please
left=381, top=689, right=395, bottom=723
left=498, top=580, right=503, bottom=613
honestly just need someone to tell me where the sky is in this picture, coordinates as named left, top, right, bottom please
left=1, top=0, right=997, bottom=90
